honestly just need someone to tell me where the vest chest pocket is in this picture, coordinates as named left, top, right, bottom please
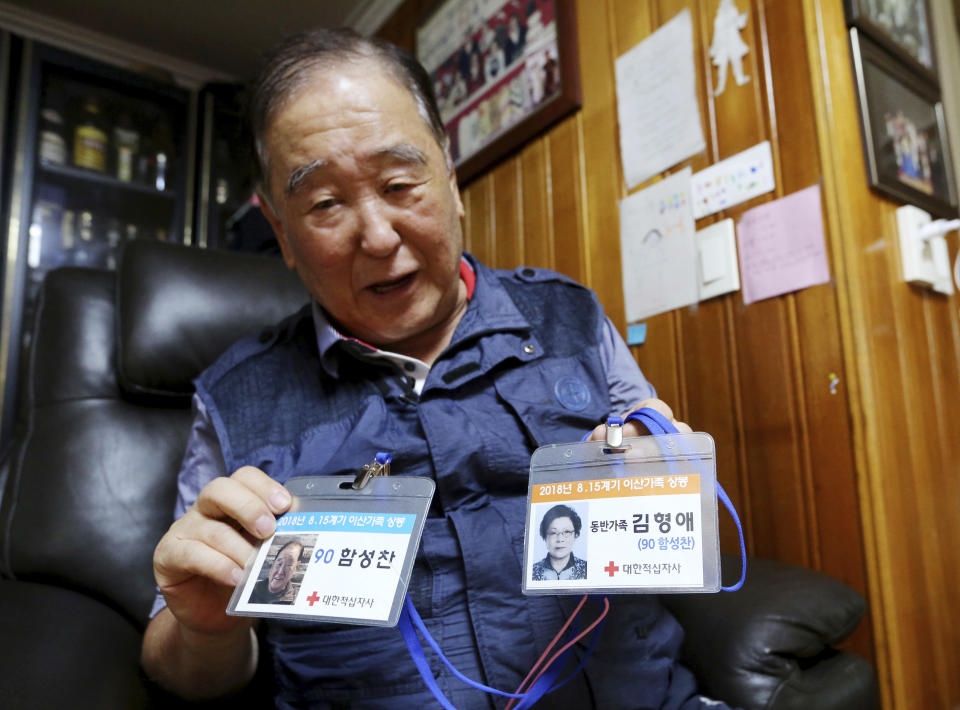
left=493, top=354, right=610, bottom=449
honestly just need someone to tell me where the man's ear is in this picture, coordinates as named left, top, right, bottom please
left=444, top=143, right=465, bottom=219
left=258, top=190, right=297, bottom=271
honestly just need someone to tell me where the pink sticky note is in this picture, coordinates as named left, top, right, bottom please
left=736, top=185, right=830, bottom=305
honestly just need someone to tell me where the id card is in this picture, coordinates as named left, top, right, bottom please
left=522, top=433, right=720, bottom=595
left=227, top=475, right=434, bottom=626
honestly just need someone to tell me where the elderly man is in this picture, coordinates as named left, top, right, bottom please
left=142, top=27, right=722, bottom=710
left=249, top=539, right=304, bottom=605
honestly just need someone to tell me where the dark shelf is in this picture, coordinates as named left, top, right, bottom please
left=38, top=160, right=178, bottom=200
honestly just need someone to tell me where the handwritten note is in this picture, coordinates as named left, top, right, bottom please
left=615, top=9, right=706, bottom=189
left=620, top=168, right=699, bottom=322
left=691, top=141, right=775, bottom=218
left=736, top=185, right=830, bottom=305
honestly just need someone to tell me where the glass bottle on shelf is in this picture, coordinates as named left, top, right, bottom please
left=73, top=98, right=108, bottom=172
left=113, top=112, right=139, bottom=183
left=105, top=219, right=122, bottom=270
left=61, top=209, right=76, bottom=251
left=75, top=209, right=95, bottom=265
left=39, top=103, right=67, bottom=166
left=27, top=185, right=66, bottom=269
left=152, top=118, right=175, bottom=192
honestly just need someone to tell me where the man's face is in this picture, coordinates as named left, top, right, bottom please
left=268, top=543, right=301, bottom=594
left=261, top=60, right=466, bottom=354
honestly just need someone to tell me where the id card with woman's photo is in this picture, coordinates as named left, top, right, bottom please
left=522, top=433, right=721, bottom=595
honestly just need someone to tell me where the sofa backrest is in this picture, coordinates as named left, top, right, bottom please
left=0, top=241, right=307, bottom=628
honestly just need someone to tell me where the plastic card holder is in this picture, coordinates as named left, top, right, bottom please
left=227, top=476, right=434, bottom=627
left=522, top=433, right=720, bottom=595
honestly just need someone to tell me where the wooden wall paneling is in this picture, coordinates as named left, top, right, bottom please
left=923, top=293, right=960, bottom=568
left=860, top=250, right=937, bottom=709
left=804, top=10, right=901, bottom=701
left=720, top=297, right=754, bottom=554
left=463, top=174, right=494, bottom=266
left=888, top=267, right=957, bottom=705
left=730, top=299, right=811, bottom=565
left=611, top=0, right=655, bottom=46
left=519, top=138, right=555, bottom=270
left=490, top=159, right=523, bottom=270
left=806, top=0, right=952, bottom=705
left=575, top=0, right=627, bottom=328
left=761, top=0, right=872, bottom=662
left=923, top=294, right=960, bottom=682
left=546, top=117, right=586, bottom=285
left=680, top=298, right=748, bottom=554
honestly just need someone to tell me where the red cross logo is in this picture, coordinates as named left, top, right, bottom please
left=306, top=591, right=321, bottom=606
left=604, top=561, right=619, bottom=577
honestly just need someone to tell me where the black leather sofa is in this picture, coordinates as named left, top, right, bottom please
left=0, top=240, right=878, bottom=709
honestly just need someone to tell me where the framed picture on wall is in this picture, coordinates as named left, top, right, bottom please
left=844, top=0, right=937, bottom=81
left=850, top=28, right=958, bottom=217
left=416, top=0, right=581, bottom=185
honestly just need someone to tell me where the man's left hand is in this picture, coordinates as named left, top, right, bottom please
left=586, top=398, right=693, bottom=441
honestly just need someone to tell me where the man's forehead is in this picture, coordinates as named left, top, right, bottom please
left=266, top=59, right=445, bottom=179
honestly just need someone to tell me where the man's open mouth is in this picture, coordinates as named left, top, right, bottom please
left=369, top=274, right=414, bottom=294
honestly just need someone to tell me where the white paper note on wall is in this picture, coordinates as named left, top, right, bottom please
left=691, top=141, right=775, bottom=219
left=615, top=9, right=706, bottom=189
left=620, top=168, right=699, bottom=322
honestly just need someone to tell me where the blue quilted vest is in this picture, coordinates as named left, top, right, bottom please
left=196, top=257, right=698, bottom=710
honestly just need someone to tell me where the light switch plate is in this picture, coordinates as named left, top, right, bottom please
left=696, top=218, right=740, bottom=300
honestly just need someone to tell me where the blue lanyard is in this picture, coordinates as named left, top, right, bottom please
left=399, top=407, right=746, bottom=708
left=623, top=408, right=747, bottom=592
left=398, top=594, right=607, bottom=709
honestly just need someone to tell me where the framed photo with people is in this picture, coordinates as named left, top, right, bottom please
left=849, top=28, right=958, bottom=217
left=416, top=0, right=581, bottom=184
left=843, top=0, right=937, bottom=82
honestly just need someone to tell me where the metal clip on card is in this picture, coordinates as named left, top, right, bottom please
left=352, top=452, right=392, bottom=490
left=604, top=416, right=632, bottom=453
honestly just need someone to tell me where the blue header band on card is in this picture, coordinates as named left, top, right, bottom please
left=275, top=512, right=415, bottom=534
left=627, top=323, right=647, bottom=345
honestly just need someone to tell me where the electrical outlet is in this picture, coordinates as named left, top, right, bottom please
left=896, top=205, right=936, bottom=286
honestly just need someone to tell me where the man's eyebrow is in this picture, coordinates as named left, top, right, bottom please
left=376, top=143, right=428, bottom=166
left=285, top=158, right=328, bottom=197
left=284, top=144, right=429, bottom=197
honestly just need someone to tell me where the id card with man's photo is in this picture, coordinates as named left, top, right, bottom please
left=522, top=433, right=721, bottom=595
left=227, top=475, right=434, bottom=627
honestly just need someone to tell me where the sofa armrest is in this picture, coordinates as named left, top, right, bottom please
left=662, top=555, right=878, bottom=710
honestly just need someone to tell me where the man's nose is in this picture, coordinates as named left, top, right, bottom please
left=357, top=200, right=401, bottom=256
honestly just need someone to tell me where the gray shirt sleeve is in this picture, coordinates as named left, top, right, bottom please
left=149, top=394, right=227, bottom=619
left=599, top=316, right=656, bottom=414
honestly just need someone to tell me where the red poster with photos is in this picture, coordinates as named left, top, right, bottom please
left=417, top=0, right=580, bottom=183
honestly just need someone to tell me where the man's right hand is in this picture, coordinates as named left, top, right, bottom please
left=152, top=466, right=293, bottom=635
